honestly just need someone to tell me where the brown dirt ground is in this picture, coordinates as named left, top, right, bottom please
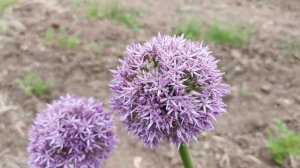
left=0, top=0, right=300, bottom=168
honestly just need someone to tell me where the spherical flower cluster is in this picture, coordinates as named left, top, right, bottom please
left=28, top=94, right=117, bottom=168
left=110, top=34, right=229, bottom=147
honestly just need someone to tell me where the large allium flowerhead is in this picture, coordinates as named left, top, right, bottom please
left=110, top=34, right=229, bottom=147
left=28, top=94, right=117, bottom=168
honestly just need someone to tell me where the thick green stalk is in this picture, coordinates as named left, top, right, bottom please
left=179, top=143, right=194, bottom=168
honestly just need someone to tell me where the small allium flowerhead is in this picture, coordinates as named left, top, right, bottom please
left=28, top=94, right=117, bottom=168
left=110, top=34, right=229, bottom=147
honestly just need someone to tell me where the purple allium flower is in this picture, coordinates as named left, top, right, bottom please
left=28, top=94, right=117, bottom=168
left=110, top=34, right=229, bottom=147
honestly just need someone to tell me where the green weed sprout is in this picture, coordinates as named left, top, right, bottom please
left=57, top=29, right=79, bottom=50
left=205, top=24, right=251, bottom=46
left=0, top=0, right=18, bottom=15
left=69, top=0, right=81, bottom=12
left=44, top=27, right=55, bottom=43
left=267, top=121, right=300, bottom=165
left=0, top=22, right=10, bottom=34
left=176, top=6, right=191, bottom=14
left=89, top=41, right=106, bottom=56
left=118, top=12, right=140, bottom=31
left=103, top=0, right=120, bottom=20
left=176, top=21, right=200, bottom=40
left=14, top=71, right=52, bottom=96
left=44, top=27, right=79, bottom=50
left=85, top=0, right=100, bottom=19
left=240, top=83, right=248, bottom=96
left=57, top=29, right=71, bottom=49
left=103, top=0, right=141, bottom=31
left=281, top=39, right=300, bottom=56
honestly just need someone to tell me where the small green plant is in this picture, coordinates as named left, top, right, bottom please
left=176, top=6, right=191, bottom=14
left=44, top=27, right=79, bottom=50
left=240, top=83, right=248, bottom=96
left=0, top=22, right=10, bottom=34
left=205, top=24, right=251, bottom=46
left=103, top=0, right=120, bottom=20
left=176, top=21, right=200, bottom=40
left=89, top=41, right=106, bottom=56
left=85, top=0, right=100, bottom=19
left=14, top=71, right=52, bottom=96
left=281, top=39, right=300, bottom=56
left=267, top=121, right=300, bottom=165
left=69, top=0, right=81, bottom=12
left=44, top=27, right=55, bottom=43
left=118, top=12, right=140, bottom=31
left=103, top=0, right=141, bottom=31
left=57, top=29, right=79, bottom=50
left=0, top=0, right=18, bottom=15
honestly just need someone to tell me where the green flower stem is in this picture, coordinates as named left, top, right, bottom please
left=179, top=143, right=194, bottom=168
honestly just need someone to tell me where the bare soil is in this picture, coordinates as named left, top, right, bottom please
left=0, top=0, right=300, bottom=168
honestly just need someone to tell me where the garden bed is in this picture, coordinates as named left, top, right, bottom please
left=0, top=0, right=299, bottom=167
